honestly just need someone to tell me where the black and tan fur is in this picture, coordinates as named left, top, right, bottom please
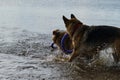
left=63, top=14, right=120, bottom=63
left=52, top=29, right=73, bottom=54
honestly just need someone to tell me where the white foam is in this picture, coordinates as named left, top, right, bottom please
left=99, top=47, right=115, bottom=66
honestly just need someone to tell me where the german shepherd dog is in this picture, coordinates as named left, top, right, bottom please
left=52, top=29, right=73, bottom=54
left=63, top=14, right=120, bottom=63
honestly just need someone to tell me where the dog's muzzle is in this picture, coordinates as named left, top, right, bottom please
left=50, top=42, right=57, bottom=49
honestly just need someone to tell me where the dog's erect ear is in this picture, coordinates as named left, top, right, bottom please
left=71, top=14, right=76, bottom=19
left=71, top=14, right=83, bottom=24
left=53, top=29, right=59, bottom=35
left=63, top=16, right=69, bottom=24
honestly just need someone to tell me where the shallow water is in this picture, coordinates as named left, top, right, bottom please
left=0, top=27, right=119, bottom=80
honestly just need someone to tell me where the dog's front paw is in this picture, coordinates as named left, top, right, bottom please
left=68, top=58, right=73, bottom=62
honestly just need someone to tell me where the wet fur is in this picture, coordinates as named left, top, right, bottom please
left=52, top=29, right=73, bottom=54
left=63, top=14, right=120, bottom=63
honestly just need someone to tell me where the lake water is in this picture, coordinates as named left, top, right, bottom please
left=0, top=0, right=120, bottom=33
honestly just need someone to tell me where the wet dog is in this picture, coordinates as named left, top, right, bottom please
left=63, top=14, right=120, bottom=63
left=52, top=29, right=73, bottom=54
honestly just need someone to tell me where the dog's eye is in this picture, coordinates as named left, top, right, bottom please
left=56, top=32, right=60, bottom=36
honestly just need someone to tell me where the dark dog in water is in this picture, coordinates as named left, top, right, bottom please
left=63, top=14, right=120, bottom=63
left=52, top=29, right=73, bottom=54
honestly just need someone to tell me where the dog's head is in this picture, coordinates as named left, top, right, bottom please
left=52, top=29, right=66, bottom=46
left=63, top=14, right=83, bottom=36
left=52, top=29, right=73, bottom=53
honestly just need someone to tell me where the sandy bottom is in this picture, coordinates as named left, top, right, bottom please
left=0, top=28, right=120, bottom=80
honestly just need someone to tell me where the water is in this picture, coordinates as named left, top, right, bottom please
left=0, top=0, right=120, bottom=33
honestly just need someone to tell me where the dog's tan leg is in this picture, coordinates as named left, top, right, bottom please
left=69, top=49, right=79, bottom=62
left=113, top=39, right=120, bottom=63
left=113, top=53, right=119, bottom=63
left=115, top=51, right=120, bottom=63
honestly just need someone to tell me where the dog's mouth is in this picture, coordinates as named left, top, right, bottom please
left=51, top=35, right=58, bottom=49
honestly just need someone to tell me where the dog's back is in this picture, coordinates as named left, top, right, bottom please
left=85, top=25, right=120, bottom=46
